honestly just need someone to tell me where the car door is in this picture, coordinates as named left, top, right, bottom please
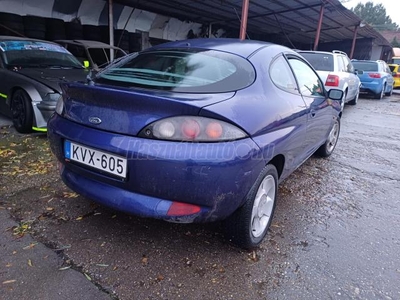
left=287, top=56, right=333, bottom=156
left=0, top=52, right=12, bottom=117
left=342, top=55, right=358, bottom=100
left=383, top=62, right=394, bottom=89
left=266, top=54, right=309, bottom=170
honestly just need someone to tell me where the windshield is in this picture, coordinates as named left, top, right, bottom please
left=95, top=49, right=255, bottom=93
left=88, top=48, right=126, bottom=68
left=300, top=52, right=334, bottom=72
left=392, top=58, right=400, bottom=64
left=352, top=61, right=378, bottom=72
left=0, top=40, right=83, bottom=69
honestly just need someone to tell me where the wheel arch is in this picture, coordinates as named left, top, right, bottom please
left=267, top=154, right=285, bottom=179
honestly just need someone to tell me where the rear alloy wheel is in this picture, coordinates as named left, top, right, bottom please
left=348, top=90, right=359, bottom=105
left=385, top=85, right=393, bottom=97
left=374, top=85, right=385, bottom=99
left=224, top=164, right=278, bottom=249
left=316, top=118, right=340, bottom=157
left=11, top=89, right=33, bottom=133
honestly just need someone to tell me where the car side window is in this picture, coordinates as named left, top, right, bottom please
left=288, top=58, right=325, bottom=97
left=384, top=64, right=391, bottom=74
left=337, top=56, right=345, bottom=72
left=343, top=56, right=354, bottom=73
left=270, top=55, right=298, bottom=94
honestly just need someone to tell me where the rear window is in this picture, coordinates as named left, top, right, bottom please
left=95, top=49, right=255, bottom=93
left=299, top=52, right=334, bottom=72
left=389, top=65, right=397, bottom=72
left=352, top=61, right=378, bottom=72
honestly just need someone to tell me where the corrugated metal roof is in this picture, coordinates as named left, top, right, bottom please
left=114, top=0, right=391, bottom=47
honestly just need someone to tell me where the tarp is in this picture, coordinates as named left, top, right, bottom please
left=0, top=0, right=202, bottom=40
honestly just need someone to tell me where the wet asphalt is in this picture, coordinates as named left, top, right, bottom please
left=0, top=94, right=399, bottom=299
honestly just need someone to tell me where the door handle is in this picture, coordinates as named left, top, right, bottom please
left=310, top=109, right=316, bottom=118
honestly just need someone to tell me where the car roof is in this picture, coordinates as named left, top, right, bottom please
left=55, top=39, right=125, bottom=51
left=351, top=60, right=378, bottom=63
left=297, top=50, right=334, bottom=55
left=0, top=35, right=59, bottom=45
left=144, top=38, right=281, bottom=58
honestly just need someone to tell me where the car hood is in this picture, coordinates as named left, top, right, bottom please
left=18, top=68, right=89, bottom=93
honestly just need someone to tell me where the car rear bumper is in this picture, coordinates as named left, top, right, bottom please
left=359, top=81, right=383, bottom=94
left=47, top=114, right=264, bottom=223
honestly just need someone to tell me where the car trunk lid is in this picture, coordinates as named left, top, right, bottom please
left=61, top=82, right=235, bottom=136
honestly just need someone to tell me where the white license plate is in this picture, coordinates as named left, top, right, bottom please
left=64, top=140, right=127, bottom=178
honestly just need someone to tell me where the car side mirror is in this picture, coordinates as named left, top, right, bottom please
left=328, top=89, right=344, bottom=101
left=355, top=69, right=363, bottom=75
left=83, top=60, right=90, bottom=68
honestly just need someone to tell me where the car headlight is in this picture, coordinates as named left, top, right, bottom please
left=55, top=97, right=64, bottom=115
left=138, top=116, right=248, bottom=142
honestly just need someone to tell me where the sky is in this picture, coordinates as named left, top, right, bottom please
left=343, top=0, right=400, bottom=26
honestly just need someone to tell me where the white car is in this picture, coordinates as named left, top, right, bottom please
left=299, top=50, right=361, bottom=109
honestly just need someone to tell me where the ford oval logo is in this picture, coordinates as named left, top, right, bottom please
left=89, top=117, right=102, bottom=125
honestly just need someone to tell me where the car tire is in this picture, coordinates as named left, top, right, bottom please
left=348, top=90, right=359, bottom=105
left=223, top=164, right=278, bottom=249
left=385, top=85, right=393, bottom=97
left=11, top=89, right=33, bottom=133
left=374, top=85, right=385, bottom=99
left=316, top=117, right=340, bottom=157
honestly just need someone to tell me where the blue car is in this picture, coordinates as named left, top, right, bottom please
left=48, top=38, right=343, bottom=249
left=351, top=59, right=394, bottom=99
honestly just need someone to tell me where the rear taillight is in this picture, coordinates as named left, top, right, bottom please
left=139, top=116, right=247, bottom=142
left=368, top=73, right=381, bottom=78
left=394, top=72, right=400, bottom=78
left=325, top=75, right=339, bottom=87
left=167, top=202, right=201, bottom=216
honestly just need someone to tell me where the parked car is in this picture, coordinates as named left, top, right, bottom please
left=298, top=50, right=361, bottom=109
left=0, top=36, right=89, bottom=133
left=351, top=59, right=394, bottom=99
left=388, top=64, right=400, bottom=89
left=55, top=40, right=127, bottom=71
left=47, top=38, right=343, bottom=249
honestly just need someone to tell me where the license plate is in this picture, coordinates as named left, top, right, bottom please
left=64, top=140, right=127, bottom=178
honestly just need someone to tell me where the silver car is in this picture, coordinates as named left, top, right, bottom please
left=299, top=50, right=361, bottom=109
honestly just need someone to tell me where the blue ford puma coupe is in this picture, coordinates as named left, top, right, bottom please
left=48, top=38, right=343, bottom=249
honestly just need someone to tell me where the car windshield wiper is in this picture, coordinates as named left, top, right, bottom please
left=47, top=65, right=84, bottom=69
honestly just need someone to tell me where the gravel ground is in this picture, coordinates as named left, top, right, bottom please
left=1, top=94, right=399, bottom=299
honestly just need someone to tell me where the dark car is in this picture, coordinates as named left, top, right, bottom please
left=55, top=40, right=127, bottom=71
left=48, top=38, right=343, bottom=249
left=0, top=36, right=89, bottom=133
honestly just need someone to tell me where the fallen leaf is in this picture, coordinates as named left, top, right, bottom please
left=6, top=263, right=12, bottom=267
left=23, top=243, right=38, bottom=250
left=63, top=192, right=79, bottom=198
left=2, top=280, right=16, bottom=284
left=28, top=259, right=33, bottom=267
left=113, top=266, right=118, bottom=271
left=84, top=273, right=92, bottom=281
left=76, top=216, right=83, bottom=221
left=111, top=214, right=117, bottom=219
left=156, top=275, right=164, bottom=281
left=141, top=256, right=148, bottom=265
left=96, top=264, right=109, bottom=267
left=59, top=266, right=71, bottom=271
left=46, top=207, right=54, bottom=211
